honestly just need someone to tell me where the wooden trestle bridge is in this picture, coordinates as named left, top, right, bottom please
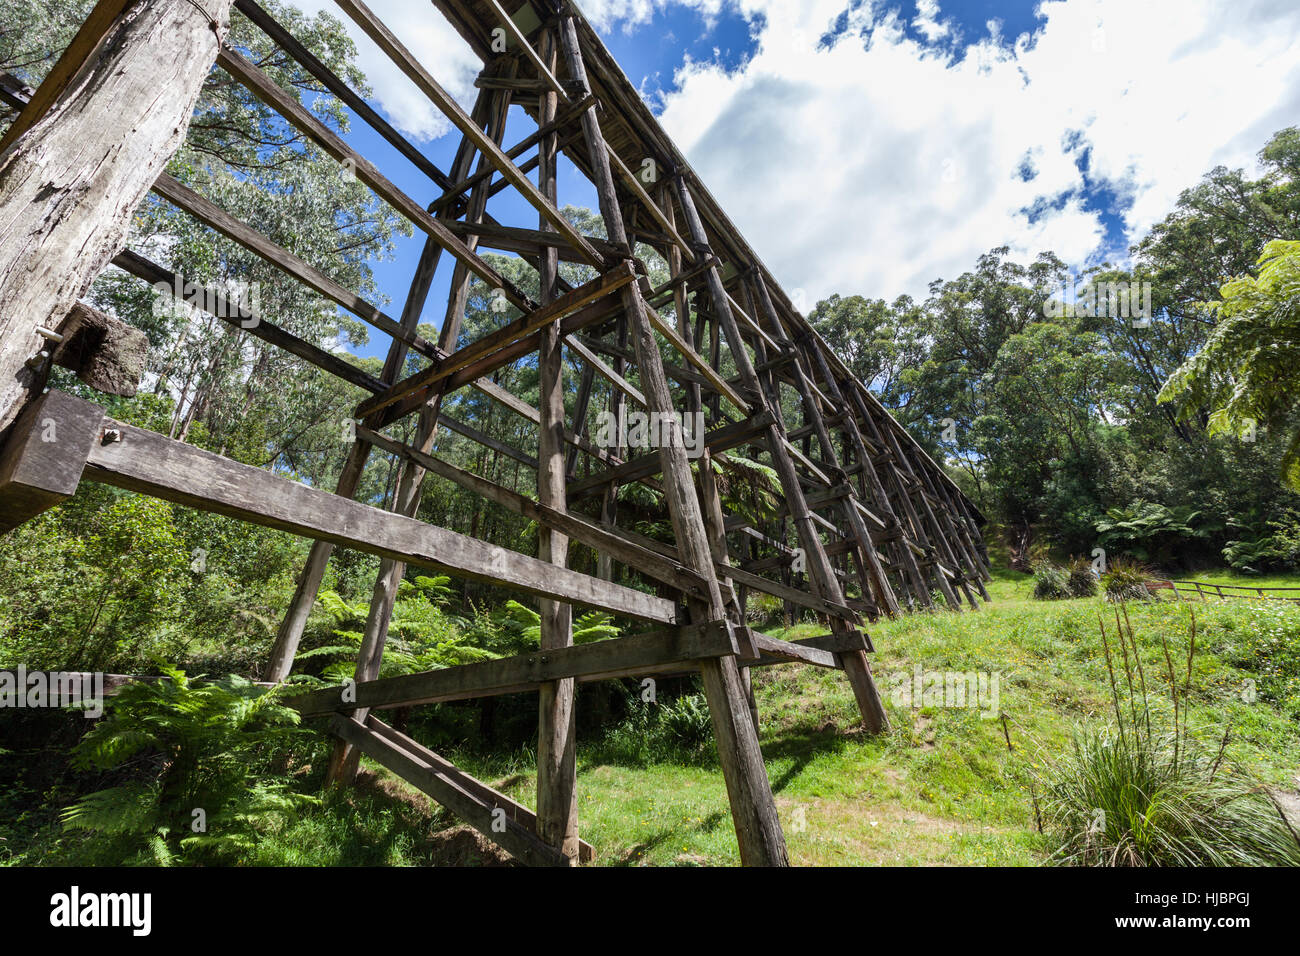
left=0, top=0, right=991, bottom=865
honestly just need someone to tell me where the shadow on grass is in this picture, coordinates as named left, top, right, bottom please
left=608, top=809, right=730, bottom=866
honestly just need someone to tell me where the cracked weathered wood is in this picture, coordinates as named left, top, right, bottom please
left=0, top=0, right=233, bottom=437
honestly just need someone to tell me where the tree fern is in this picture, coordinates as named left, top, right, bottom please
left=61, top=666, right=316, bottom=865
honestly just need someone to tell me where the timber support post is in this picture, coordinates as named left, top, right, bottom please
left=0, top=0, right=234, bottom=437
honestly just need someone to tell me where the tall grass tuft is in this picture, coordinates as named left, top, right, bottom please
left=1067, top=556, right=1099, bottom=598
left=1034, top=607, right=1300, bottom=866
left=1033, top=560, right=1071, bottom=600
left=1101, top=556, right=1153, bottom=603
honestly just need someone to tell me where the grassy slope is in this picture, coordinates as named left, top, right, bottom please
left=255, top=568, right=1300, bottom=867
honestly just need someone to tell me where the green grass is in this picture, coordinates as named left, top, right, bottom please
left=243, top=568, right=1300, bottom=867
left=1155, top=567, right=1300, bottom=590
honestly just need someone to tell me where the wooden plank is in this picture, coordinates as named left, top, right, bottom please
left=438, top=414, right=538, bottom=470
left=427, top=97, right=595, bottom=217
left=0, top=0, right=233, bottom=436
left=112, top=249, right=386, bottom=395
left=70, top=400, right=679, bottom=623
left=214, top=46, right=536, bottom=313
left=333, top=0, right=607, bottom=268
left=151, top=173, right=440, bottom=359
left=485, top=0, right=564, bottom=95
left=0, top=390, right=104, bottom=534
left=577, top=335, right=712, bottom=390
left=329, top=714, right=571, bottom=867
left=442, top=219, right=623, bottom=263
left=641, top=301, right=752, bottom=414
left=0, top=0, right=135, bottom=154
left=468, top=378, right=624, bottom=467
left=564, top=334, right=646, bottom=407
left=746, top=631, right=839, bottom=668
left=724, top=564, right=861, bottom=623
left=566, top=410, right=774, bottom=501
left=365, top=716, right=594, bottom=862
left=355, top=261, right=636, bottom=420
left=233, top=0, right=452, bottom=188
left=557, top=13, right=787, bottom=867
left=367, top=292, right=624, bottom=429
left=48, top=302, right=148, bottom=397
left=289, top=621, right=735, bottom=715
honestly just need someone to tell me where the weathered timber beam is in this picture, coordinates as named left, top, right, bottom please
left=355, top=261, right=636, bottom=420
left=441, top=219, right=625, bottom=263
left=112, top=249, right=385, bottom=395
left=47, top=302, right=148, bottom=397
left=215, top=45, right=538, bottom=313
left=745, top=631, right=840, bottom=669
left=566, top=409, right=774, bottom=502
left=638, top=297, right=753, bottom=414
left=150, top=173, right=440, bottom=359
left=364, top=716, right=594, bottom=862
left=426, top=97, right=594, bottom=216
left=289, top=621, right=735, bottom=715
left=437, top=413, right=538, bottom=470
left=355, top=424, right=700, bottom=597
left=365, top=292, right=623, bottom=429
left=329, top=714, right=570, bottom=867
left=333, top=0, right=608, bottom=268
left=64, top=398, right=678, bottom=623
left=563, top=334, right=646, bottom=407
left=0, top=0, right=234, bottom=436
left=575, top=335, right=713, bottom=392
left=724, top=564, right=860, bottom=624
left=233, top=0, right=453, bottom=189
left=468, top=377, right=624, bottom=468
left=0, top=0, right=135, bottom=154
left=0, top=391, right=103, bottom=534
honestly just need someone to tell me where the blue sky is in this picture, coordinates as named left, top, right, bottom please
left=284, top=0, right=1300, bottom=361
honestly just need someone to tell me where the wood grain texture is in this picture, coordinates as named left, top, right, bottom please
left=0, top=0, right=233, bottom=436
left=76, top=404, right=680, bottom=623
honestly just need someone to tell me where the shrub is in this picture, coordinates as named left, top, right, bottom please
left=1066, top=557, right=1099, bottom=598
left=744, top=592, right=783, bottom=625
left=1033, top=610, right=1300, bottom=866
left=660, top=694, right=713, bottom=747
left=1033, top=560, right=1070, bottom=600
left=1100, top=556, right=1152, bottom=603
left=60, top=666, right=317, bottom=864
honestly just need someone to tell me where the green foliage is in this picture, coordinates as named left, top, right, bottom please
left=1205, top=600, right=1300, bottom=719
left=1095, top=502, right=1210, bottom=565
left=1161, top=239, right=1300, bottom=491
left=298, top=578, right=495, bottom=680
left=1034, top=611, right=1300, bottom=866
left=1101, top=557, right=1153, bottom=603
left=496, top=600, right=621, bottom=648
left=1032, top=561, right=1070, bottom=601
left=708, top=454, right=781, bottom=526
left=60, top=666, right=316, bottom=864
left=659, top=694, right=713, bottom=748
left=1066, top=557, right=1099, bottom=598
left=1221, top=515, right=1300, bottom=573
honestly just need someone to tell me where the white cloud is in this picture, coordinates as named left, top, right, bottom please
left=285, top=0, right=481, bottom=142
left=642, top=0, right=1300, bottom=301
left=278, top=0, right=1300, bottom=302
